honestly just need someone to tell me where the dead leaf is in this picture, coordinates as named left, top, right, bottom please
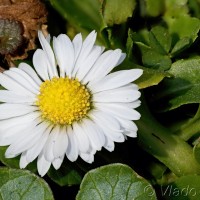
left=0, top=0, right=48, bottom=68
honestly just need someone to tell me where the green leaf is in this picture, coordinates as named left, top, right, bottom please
left=76, top=163, right=157, bottom=200
left=114, top=59, right=169, bottom=89
left=136, top=42, right=172, bottom=70
left=140, top=0, right=165, bottom=17
left=152, top=57, right=200, bottom=111
left=164, top=0, right=189, bottom=19
left=166, top=15, right=200, bottom=45
left=193, top=142, right=200, bottom=164
left=170, top=37, right=191, bottom=56
left=49, top=0, right=102, bottom=31
left=163, top=175, right=200, bottom=199
left=102, top=25, right=127, bottom=49
left=48, top=161, right=82, bottom=186
left=149, top=26, right=171, bottom=54
left=100, top=0, right=136, bottom=27
left=189, top=0, right=200, bottom=18
left=126, top=29, right=135, bottom=60
left=0, top=147, right=37, bottom=172
left=0, top=167, right=54, bottom=200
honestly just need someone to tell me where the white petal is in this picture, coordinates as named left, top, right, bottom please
left=37, top=154, right=51, bottom=177
left=117, top=117, right=138, bottom=132
left=0, top=111, right=40, bottom=131
left=90, top=113, right=125, bottom=143
left=44, top=125, right=60, bottom=162
left=0, top=104, right=38, bottom=120
left=72, top=33, right=82, bottom=61
left=52, top=156, right=64, bottom=170
left=75, top=45, right=104, bottom=81
left=38, top=31, right=57, bottom=78
left=72, top=31, right=97, bottom=77
left=26, top=125, right=53, bottom=163
left=80, top=152, right=94, bottom=163
left=66, top=126, right=78, bottom=162
left=4, top=70, right=38, bottom=95
left=10, top=68, right=40, bottom=91
left=88, top=69, right=143, bottom=93
left=117, top=53, right=126, bottom=65
left=0, top=123, right=33, bottom=146
left=102, top=125, right=125, bottom=143
left=80, top=119, right=103, bottom=151
left=72, top=122, right=90, bottom=153
left=5, top=121, right=48, bottom=158
left=20, top=152, right=29, bottom=168
left=90, top=110, right=121, bottom=131
left=0, top=90, right=35, bottom=104
left=95, top=102, right=141, bottom=120
left=128, top=100, right=141, bottom=109
left=53, top=34, right=74, bottom=77
left=45, top=34, right=51, bottom=44
left=93, top=87, right=141, bottom=103
left=33, top=49, right=50, bottom=80
left=116, top=118, right=138, bottom=138
left=53, top=126, right=68, bottom=158
left=83, top=49, right=122, bottom=84
left=18, top=63, right=42, bottom=86
left=104, top=137, right=115, bottom=152
left=0, top=73, right=34, bottom=96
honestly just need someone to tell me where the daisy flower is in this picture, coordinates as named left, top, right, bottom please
left=0, top=30, right=143, bottom=176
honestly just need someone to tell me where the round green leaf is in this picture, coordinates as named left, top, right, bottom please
left=0, top=167, right=54, bottom=200
left=76, top=163, right=157, bottom=200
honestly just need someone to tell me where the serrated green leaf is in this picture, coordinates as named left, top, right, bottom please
left=114, top=59, right=169, bottom=89
left=100, top=0, right=136, bottom=27
left=152, top=57, right=200, bottom=111
left=0, top=167, right=54, bottom=200
left=48, top=161, right=82, bottom=186
left=164, top=0, right=189, bottom=19
left=164, top=175, right=200, bottom=199
left=136, top=42, right=171, bottom=70
left=76, top=163, right=157, bottom=200
left=149, top=26, right=171, bottom=54
left=166, top=15, right=200, bottom=45
left=170, top=37, right=191, bottom=56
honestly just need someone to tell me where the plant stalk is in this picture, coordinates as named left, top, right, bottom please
left=137, top=97, right=200, bottom=176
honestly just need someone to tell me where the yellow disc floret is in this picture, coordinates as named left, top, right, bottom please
left=36, top=77, right=91, bottom=125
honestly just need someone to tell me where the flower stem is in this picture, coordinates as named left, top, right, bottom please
left=174, top=105, right=200, bottom=141
left=137, top=97, right=200, bottom=176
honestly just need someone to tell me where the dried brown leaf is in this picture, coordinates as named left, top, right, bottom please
left=0, top=0, right=47, bottom=67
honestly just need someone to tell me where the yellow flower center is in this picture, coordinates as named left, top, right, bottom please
left=36, top=77, right=91, bottom=125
